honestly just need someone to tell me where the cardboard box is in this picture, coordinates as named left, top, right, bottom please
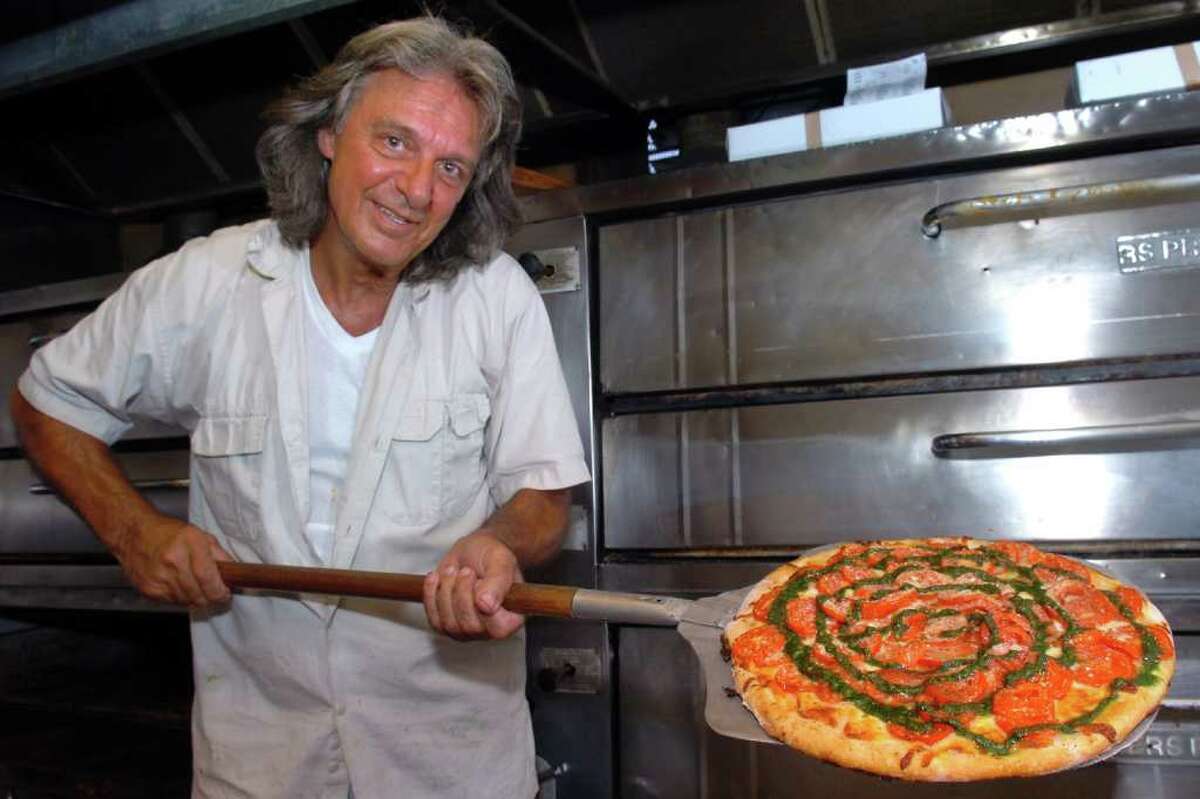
left=726, top=87, right=948, bottom=162
left=1074, top=43, right=1200, bottom=105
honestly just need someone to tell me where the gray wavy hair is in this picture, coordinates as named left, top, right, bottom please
left=255, top=17, right=522, bottom=282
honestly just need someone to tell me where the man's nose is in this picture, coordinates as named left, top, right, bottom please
left=396, top=158, right=435, bottom=211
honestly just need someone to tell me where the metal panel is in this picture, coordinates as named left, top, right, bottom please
left=830, top=0, right=1077, bottom=61
left=506, top=216, right=596, bottom=502
left=505, top=217, right=612, bottom=799
left=573, top=0, right=817, bottom=106
left=602, top=411, right=682, bottom=546
left=0, top=451, right=188, bottom=554
left=600, top=145, right=1200, bottom=392
left=604, top=375, right=1200, bottom=549
left=619, top=625, right=1200, bottom=798
left=599, top=217, right=678, bottom=390
left=520, top=92, right=1200, bottom=225
left=0, top=0, right=360, bottom=99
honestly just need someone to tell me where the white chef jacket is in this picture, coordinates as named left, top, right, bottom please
left=18, top=220, right=590, bottom=799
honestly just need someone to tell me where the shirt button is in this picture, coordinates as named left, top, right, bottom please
left=329, top=761, right=339, bottom=775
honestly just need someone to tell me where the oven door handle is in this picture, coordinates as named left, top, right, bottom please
left=920, top=173, right=1200, bottom=237
left=931, top=420, right=1200, bottom=458
left=28, top=478, right=190, bottom=495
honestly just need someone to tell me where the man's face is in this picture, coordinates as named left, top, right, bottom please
left=317, top=69, right=482, bottom=275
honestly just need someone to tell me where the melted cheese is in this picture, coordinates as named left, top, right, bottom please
left=967, top=715, right=1007, bottom=742
left=1057, top=685, right=1107, bottom=720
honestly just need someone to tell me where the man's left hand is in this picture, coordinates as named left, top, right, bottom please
left=423, top=531, right=524, bottom=640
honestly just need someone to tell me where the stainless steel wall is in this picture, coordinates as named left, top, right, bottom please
left=604, top=376, right=1200, bottom=548
left=600, top=145, right=1200, bottom=392
left=584, top=126, right=1200, bottom=794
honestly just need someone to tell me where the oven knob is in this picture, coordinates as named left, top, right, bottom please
left=536, top=660, right=577, bottom=692
left=518, top=252, right=549, bottom=282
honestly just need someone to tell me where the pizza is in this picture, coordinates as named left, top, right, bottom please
left=725, top=538, right=1175, bottom=781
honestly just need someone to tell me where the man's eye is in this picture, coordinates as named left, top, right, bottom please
left=440, top=161, right=463, bottom=179
left=385, top=135, right=403, bottom=149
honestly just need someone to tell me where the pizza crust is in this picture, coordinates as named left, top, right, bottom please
left=726, top=538, right=1175, bottom=781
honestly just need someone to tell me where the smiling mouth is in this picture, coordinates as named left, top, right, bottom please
left=374, top=201, right=419, bottom=228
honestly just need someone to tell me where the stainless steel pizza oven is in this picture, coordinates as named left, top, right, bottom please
left=514, top=93, right=1200, bottom=797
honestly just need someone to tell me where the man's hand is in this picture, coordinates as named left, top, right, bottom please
left=423, top=531, right=524, bottom=640
left=114, top=514, right=233, bottom=608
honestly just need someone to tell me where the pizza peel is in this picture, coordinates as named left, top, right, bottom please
left=216, top=560, right=772, bottom=744
left=216, top=555, right=1161, bottom=770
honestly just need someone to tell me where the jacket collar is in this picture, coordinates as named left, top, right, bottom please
left=245, top=221, right=307, bottom=281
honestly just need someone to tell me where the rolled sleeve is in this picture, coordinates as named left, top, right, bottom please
left=17, top=367, right=132, bottom=444
left=17, top=255, right=180, bottom=445
left=484, top=264, right=590, bottom=506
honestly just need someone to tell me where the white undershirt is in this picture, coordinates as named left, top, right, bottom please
left=301, top=262, right=379, bottom=563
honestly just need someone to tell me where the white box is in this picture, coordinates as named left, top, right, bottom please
left=726, top=87, right=947, bottom=162
left=1074, top=42, right=1200, bottom=104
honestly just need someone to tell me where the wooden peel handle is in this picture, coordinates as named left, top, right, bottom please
left=216, top=561, right=578, bottom=618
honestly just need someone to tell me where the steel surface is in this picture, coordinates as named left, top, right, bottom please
left=0, top=0, right=360, bottom=99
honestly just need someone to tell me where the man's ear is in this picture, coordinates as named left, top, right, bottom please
left=317, top=128, right=335, bottom=160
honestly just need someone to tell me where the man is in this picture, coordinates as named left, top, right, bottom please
left=11, top=17, right=588, bottom=799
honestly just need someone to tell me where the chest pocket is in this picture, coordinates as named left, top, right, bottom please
left=190, top=416, right=267, bottom=541
left=379, top=395, right=491, bottom=527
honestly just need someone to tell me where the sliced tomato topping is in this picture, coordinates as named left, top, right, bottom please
left=1070, top=630, right=1138, bottom=686
left=860, top=589, right=919, bottom=621
left=993, top=649, right=1035, bottom=675
left=865, top=549, right=889, bottom=566
left=786, top=596, right=818, bottom=638
left=841, top=564, right=881, bottom=584
left=837, top=543, right=869, bottom=560
left=992, top=609, right=1035, bottom=648
left=731, top=625, right=788, bottom=668
left=810, top=645, right=839, bottom=670
left=1115, top=586, right=1145, bottom=615
left=1032, top=602, right=1065, bottom=627
left=1048, top=581, right=1122, bottom=627
left=884, top=546, right=938, bottom=561
left=817, top=572, right=848, bottom=595
left=923, top=615, right=968, bottom=638
left=887, top=722, right=953, bottom=745
left=1017, top=729, right=1057, bottom=749
left=1025, top=657, right=1073, bottom=700
left=1102, top=623, right=1143, bottom=661
left=910, top=638, right=980, bottom=669
left=923, top=664, right=1002, bottom=705
left=933, top=592, right=1007, bottom=616
left=771, top=661, right=808, bottom=693
left=751, top=587, right=782, bottom=621
left=993, top=682, right=1055, bottom=733
left=989, top=541, right=1044, bottom=567
left=1149, top=624, right=1175, bottom=659
left=1040, top=553, right=1092, bottom=579
left=894, top=569, right=952, bottom=589
left=819, top=596, right=851, bottom=622
left=899, top=612, right=928, bottom=641
left=878, top=668, right=932, bottom=688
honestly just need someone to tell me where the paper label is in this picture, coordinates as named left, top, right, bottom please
left=845, top=53, right=927, bottom=105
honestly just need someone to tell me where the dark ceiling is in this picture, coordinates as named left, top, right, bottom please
left=1, top=0, right=1197, bottom=224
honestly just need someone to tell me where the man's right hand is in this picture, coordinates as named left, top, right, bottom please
left=114, top=514, right=233, bottom=608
